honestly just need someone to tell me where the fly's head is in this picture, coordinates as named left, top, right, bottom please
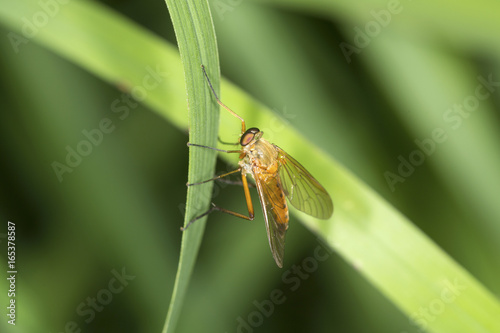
left=240, top=127, right=263, bottom=147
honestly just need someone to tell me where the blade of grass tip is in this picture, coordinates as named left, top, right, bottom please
left=161, top=1, right=220, bottom=333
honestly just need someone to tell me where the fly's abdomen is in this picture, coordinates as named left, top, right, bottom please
left=261, top=171, right=289, bottom=226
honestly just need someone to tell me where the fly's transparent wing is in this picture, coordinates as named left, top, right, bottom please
left=254, top=167, right=289, bottom=268
left=275, top=146, right=333, bottom=219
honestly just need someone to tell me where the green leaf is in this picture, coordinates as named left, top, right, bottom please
left=2, top=1, right=500, bottom=333
left=161, top=1, right=220, bottom=332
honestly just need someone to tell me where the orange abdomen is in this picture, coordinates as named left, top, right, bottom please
left=257, top=168, right=289, bottom=227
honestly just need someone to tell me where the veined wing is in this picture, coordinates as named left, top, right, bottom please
left=253, top=166, right=289, bottom=268
left=275, top=146, right=333, bottom=219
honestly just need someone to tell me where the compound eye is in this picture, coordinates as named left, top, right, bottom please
left=240, top=132, right=254, bottom=146
left=240, top=127, right=260, bottom=146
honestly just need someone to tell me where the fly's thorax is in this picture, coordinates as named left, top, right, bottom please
left=238, top=157, right=253, bottom=174
left=243, top=138, right=278, bottom=168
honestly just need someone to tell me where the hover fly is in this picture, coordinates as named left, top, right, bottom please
left=183, top=65, right=333, bottom=268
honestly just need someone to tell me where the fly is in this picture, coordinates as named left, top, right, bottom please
left=183, top=65, right=333, bottom=268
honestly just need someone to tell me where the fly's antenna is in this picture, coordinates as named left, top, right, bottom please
left=201, top=64, right=246, bottom=134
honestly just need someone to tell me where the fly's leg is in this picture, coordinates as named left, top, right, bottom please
left=187, top=142, right=241, bottom=154
left=201, top=64, right=246, bottom=135
left=182, top=172, right=255, bottom=231
left=187, top=168, right=241, bottom=186
left=217, top=136, right=239, bottom=146
left=216, top=177, right=256, bottom=188
left=185, top=142, right=242, bottom=186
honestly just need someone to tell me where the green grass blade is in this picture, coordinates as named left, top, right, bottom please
left=1, top=1, right=500, bottom=332
left=161, top=1, right=219, bottom=332
left=216, top=84, right=500, bottom=333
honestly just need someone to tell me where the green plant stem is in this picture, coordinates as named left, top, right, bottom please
left=161, top=1, right=220, bottom=333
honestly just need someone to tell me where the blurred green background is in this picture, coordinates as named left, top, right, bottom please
left=1, top=0, right=500, bottom=332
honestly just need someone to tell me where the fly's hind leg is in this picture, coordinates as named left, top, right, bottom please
left=182, top=172, right=255, bottom=231
left=187, top=168, right=241, bottom=186
left=215, top=177, right=256, bottom=188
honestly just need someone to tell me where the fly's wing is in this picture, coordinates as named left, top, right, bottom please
left=254, top=167, right=289, bottom=268
left=275, top=146, right=333, bottom=219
